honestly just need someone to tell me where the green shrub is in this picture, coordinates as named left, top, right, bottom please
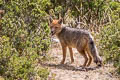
left=100, top=23, right=120, bottom=73
left=0, top=0, right=51, bottom=79
left=99, top=1, right=120, bottom=74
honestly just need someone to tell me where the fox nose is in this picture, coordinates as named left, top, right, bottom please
left=51, top=31, right=53, bottom=34
left=51, top=31, right=55, bottom=36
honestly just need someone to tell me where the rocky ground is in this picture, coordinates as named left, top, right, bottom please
left=41, top=42, right=120, bottom=80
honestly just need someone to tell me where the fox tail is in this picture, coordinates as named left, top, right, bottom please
left=88, top=35, right=102, bottom=66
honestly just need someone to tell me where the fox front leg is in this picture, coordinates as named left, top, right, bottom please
left=68, top=47, right=74, bottom=63
left=60, top=46, right=67, bottom=64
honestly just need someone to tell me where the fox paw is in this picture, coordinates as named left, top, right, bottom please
left=60, top=61, right=65, bottom=64
left=70, top=61, right=74, bottom=64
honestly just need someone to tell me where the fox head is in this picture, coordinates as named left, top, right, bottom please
left=49, top=18, right=63, bottom=36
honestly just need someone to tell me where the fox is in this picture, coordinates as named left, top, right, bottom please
left=49, top=18, right=102, bottom=67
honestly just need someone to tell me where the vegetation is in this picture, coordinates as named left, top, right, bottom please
left=0, top=0, right=120, bottom=79
left=99, top=1, right=120, bottom=73
left=0, top=0, right=50, bottom=79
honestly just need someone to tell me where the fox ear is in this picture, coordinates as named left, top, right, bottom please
left=58, top=18, right=63, bottom=24
left=49, top=17, right=53, bottom=23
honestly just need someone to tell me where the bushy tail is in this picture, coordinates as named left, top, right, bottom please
left=88, top=36, right=102, bottom=66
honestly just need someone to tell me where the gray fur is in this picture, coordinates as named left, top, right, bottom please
left=57, top=25, right=102, bottom=65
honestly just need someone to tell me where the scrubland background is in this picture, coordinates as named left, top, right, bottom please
left=0, top=0, right=120, bottom=80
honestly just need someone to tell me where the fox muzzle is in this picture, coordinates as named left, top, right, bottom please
left=51, top=31, right=55, bottom=36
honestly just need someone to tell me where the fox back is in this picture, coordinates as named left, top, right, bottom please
left=57, top=26, right=91, bottom=48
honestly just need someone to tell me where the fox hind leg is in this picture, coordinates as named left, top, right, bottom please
left=78, top=50, right=88, bottom=67
left=86, top=49, right=93, bottom=67
left=68, top=47, right=74, bottom=63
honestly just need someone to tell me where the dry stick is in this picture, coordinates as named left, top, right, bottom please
left=64, top=8, right=70, bottom=23
left=75, top=6, right=92, bottom=30
left=75, top=5, right=80, bottom=13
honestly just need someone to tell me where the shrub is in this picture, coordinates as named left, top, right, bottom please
left=0, top=0, right=51, bottom=79
left=99, top=1, right=120, bottom=74
left=100, top=23, right=120, bottom=73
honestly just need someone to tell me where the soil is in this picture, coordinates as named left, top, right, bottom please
left=41, top=43, right=120, bottom=80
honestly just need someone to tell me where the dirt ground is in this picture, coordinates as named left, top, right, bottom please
left=42, top=43, right=120, bottom=80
